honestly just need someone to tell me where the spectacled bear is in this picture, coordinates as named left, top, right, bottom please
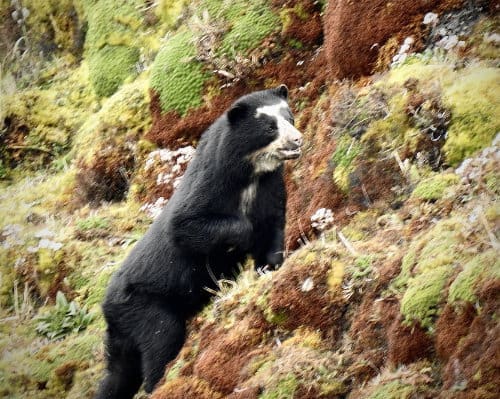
left=95, top=85, right=303, bottom=399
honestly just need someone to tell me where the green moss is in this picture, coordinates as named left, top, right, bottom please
left=332, top=136, right=362, bottom=192
left=411, top=173, right=459, bottom=201
left=0, top=249, right=17, bottom=306
left=320, top=380, right=347, bottom=396
left=280, top=3, right=309, bottom=32
left=341, top=210, right=380, bottom=242
left=360, top=93, right=412, bottom=156
left=442, top=68, right=500, bottom=166
left=165, top=358, right=186, bottom=382
left=21, top=0, right=83, bottom=55
left=2, top=62, right=96, bottom=170
left=401, top=265, right=452, bottom=329
left=83, top=0, right=142, bottom=97
left=448, top=250, right=500, bottom=304
left=282, top=327, right=323, bottom=350
left=34, top=331, right=101, bottom=393
left=219, top=3, right=278, bottom=57
left=0, top=329, right=101, bottom=397
left=390, top=246, right=418, bottom=292
left=85, top=268, right=115, bottom=307
left=88, top=45, right=139, bottom=98
left=76, top=216, right=110, bottom=231
left=154, top=0, right=188, bottom=28
left=198, top=0, right=279, bottom=58
left=385, top=61, right=499, bottom=167
left=327, top=260, right=345, bottom=291
left=392, top=219, right=467, bottom=328
left=350, top=255, right=373, bottom=279
left=259, top=374, right=299, bottom=399
left=367, top=380, right=414, bottom=399
left=467, top=17, right=500, bottom=60
left=73, top=75, right=150, bottom=163
left=150, top=30, right=207, bottom=115
left=37, top=249, right=65, bottom=298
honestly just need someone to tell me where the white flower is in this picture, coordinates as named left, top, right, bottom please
left=301, top=277, right=314, bottom=292
left=311, top=208, right=334, bottom=232
left=423, top=12, right=439, bottom=26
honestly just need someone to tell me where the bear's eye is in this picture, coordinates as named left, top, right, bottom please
left=266, top=120, right=277, bottom=133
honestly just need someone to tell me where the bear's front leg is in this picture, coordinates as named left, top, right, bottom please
left=253, top=224, right=284, bottom=271
left=172, top=213, right=253, bottom=254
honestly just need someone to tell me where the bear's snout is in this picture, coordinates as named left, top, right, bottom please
left=278, top=122, right=303, bottom=159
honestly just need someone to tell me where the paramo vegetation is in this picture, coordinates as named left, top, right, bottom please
left=0, top=1, right=499, bottom=398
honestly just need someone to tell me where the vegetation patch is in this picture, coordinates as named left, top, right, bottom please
left=1, top=62, right=96, bottom=172
left=400, top=265, right=453, bottom=330
left=332, top=136, right=362, bottom=192
left=411, top=173, right=459, bottom=201
left=83, top=0, right=142, bottom=97
left=442, top=67, right=499, bottom=166
left=218, top=2, right=279, bottom=58
left=448, top=249, right=500, bottom=304
left=73, top=77, right=150, bottom=205
left=35, top=291, right=94, bottom=340
left=150, top=30, right=207, bottom=115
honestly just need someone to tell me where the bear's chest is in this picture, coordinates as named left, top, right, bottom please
left=240, top=181, right=258, bottom=215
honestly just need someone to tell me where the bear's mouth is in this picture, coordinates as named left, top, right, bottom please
left=279, top=148, right=301, bottom=159
left=278, top=143, right=302, bottom=160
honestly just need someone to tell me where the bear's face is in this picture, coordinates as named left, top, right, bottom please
left=227, top=85, right=303, bottom=174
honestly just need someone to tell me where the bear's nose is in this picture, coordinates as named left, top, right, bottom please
left=293, top=136, right=303, bottom=147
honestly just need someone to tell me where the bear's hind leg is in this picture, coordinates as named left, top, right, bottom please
left=136, top=306, right=186, bottom=393
left=95, top=331, right=143, bottom=399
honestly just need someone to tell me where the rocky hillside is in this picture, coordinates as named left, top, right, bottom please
left=0, top=1, right=499, bottom=398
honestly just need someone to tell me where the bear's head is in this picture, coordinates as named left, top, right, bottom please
left=227, top=85, right=303, bottom=174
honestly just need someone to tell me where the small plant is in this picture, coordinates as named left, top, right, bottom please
left=75, top=216, right=111, bottom=240
left=35, top=291, right=94, bottom=340
left=76, top=216, right=110, bottom=231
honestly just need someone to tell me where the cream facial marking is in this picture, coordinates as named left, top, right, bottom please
left=255, top=101, right=302, bottom=150
left=251, top=101, right=303, bottom=174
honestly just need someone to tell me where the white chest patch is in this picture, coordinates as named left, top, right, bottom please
left=240, top=181, right=258, bottom=215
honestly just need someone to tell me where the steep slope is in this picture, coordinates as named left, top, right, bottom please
left=0, top=1, right=498, bottom=398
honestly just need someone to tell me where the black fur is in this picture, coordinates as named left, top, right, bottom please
left=95, top=86, right=296, bottom=398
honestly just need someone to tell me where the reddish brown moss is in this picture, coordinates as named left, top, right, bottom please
left=146, top=82, right=250, bottom=148
left=152, top=376, right=222, bottom=399
left=439, top=280, right=500, bottom=398
left=53, top=361, right=80, bottom=391
left=278, top=0, right=324, bottom=47
left=226, top=387, right=260, bottom=399
left=435, top=303, right=476, bottom=362
left=387, top=314, right=434, bottom=366
left=193, top=320, right=269, bottom=395
left=348, top=158, right=404, bottom=208
left=267, top=248, right=348, bottom=340
left=75, top=138, right=135, bottom=206
left=284, top=93, right=345, bottom=250
left=348, top=258, right=402, bottom=381
left=323, top=0, right=465, bottom=79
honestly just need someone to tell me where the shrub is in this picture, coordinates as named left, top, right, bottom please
left=35, top=291, right=94, bottom=340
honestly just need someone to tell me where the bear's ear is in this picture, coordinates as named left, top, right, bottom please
left=227, top=102, right=249, bottom=124
left=274, top=84, right=288, bottom=100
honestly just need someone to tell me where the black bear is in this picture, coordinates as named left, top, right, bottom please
left=95, top=85, right=302, bottom=399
